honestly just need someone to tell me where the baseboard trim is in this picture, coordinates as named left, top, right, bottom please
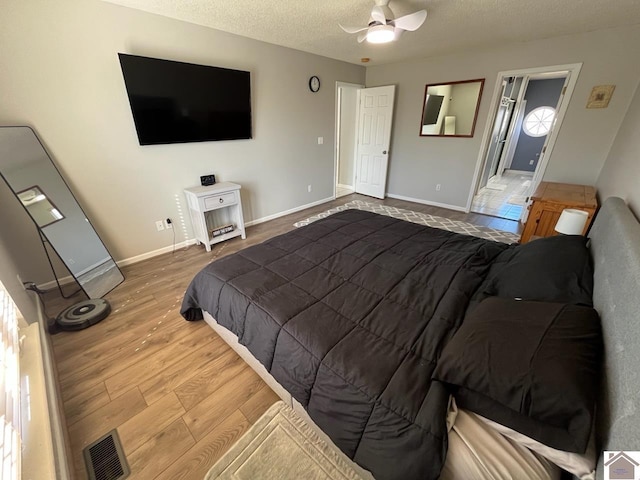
left=385, top=193, right=468, bottom=213
left=74, top=257, right=112, bottom=277
left=245, top=196, right=334, bottom=227
left=38, top=198, right=337, bottom=290
left=337, top=183, right=354, bottom=190
left=126, top=197, right=335, bottom=260
left=504, top=169, right=534, bottom=175
left=37, top=239, right=199, bottom=291
left=117, top=239, right=198, bottom=267
left=38, top=275, right=75, bottom=291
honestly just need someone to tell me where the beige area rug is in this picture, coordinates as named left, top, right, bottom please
left=507, top=194, right=527, bottom=206
left=484, top=183, right=507, bottom=191
left=294, top=200, right=520, bottom=244
left=205, top=401, right=367, bottom=480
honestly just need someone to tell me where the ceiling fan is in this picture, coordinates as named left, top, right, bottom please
left=340, top=0, right=427, bottom=44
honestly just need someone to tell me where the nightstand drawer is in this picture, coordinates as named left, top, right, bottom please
left=204, top=192, right=236, bottom=209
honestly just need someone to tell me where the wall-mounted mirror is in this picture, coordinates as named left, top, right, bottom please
left=0, top=126, right=124, bottom=299
left=420, top=78, right=484, bottom=137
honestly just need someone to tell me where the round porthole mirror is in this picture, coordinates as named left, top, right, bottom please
left=523, top=106, right=556, bottom=137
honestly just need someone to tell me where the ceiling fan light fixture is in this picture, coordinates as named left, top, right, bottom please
left=367, top=24, right=395, bottom=44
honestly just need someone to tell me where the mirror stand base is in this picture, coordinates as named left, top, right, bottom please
left=56, top=299, right=111, bottom=331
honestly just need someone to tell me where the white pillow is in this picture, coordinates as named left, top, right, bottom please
left=444, top=396, right=561, bottom=480
left=472, top=411, right=596, bottom=480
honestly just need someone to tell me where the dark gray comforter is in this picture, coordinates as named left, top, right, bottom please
left=181, top=209, right=508, bottom=479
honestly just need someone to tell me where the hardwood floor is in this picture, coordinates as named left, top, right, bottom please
left=48, top=194, right=521, bottom=479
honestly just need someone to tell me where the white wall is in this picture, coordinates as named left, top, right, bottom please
left=596, top=80, right=640, bottom=217
left=448, top=82, right=483, bottom=136
left=0, top=0, right=365, bottom=282
left=366, top=25, right=640, bottom=209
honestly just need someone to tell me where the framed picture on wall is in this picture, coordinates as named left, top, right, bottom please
left=586, top=85, right=615, bottom=109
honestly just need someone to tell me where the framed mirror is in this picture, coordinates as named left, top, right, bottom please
left=420, top=78, right=484, bottom=137
left=0, top=126, right=124, bottom=299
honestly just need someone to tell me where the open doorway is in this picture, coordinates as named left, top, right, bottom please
left=468, top=64, right=581, bottom=221
left=335, top=82, right=396, bottom=200
left=335, top=82, right=363, bottom=198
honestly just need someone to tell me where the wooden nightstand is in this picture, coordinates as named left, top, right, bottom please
left=520, top=182, right=598, bottom=244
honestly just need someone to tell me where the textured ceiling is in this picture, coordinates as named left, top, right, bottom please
left=102, top=0, right=640, bottom=66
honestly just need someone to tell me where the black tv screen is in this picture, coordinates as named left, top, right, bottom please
left=423, top=94, right=445, bottom=126
left=118, top=54, right=252, bottom=145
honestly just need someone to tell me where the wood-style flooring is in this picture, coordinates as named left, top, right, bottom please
left=48, top=194, right=521, bottom=479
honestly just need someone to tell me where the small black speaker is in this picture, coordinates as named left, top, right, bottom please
left=200, top=174, right=216, bottom=186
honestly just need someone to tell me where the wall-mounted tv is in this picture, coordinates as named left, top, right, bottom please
left=118, top=54, right=252, bottom=145
left=422, top=94, right=445, bottom=126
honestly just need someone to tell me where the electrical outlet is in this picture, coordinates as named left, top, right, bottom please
left=317, top=137, right=324, bottom=145
left=308, top=184, right=312, bottom=193
left=155, top=220, right=164, bottom=231
left=164, top=218, right=173, bottom=229
left=529, top=160, right=535, bottom=165
left=436, top=184, right=441, bottom=191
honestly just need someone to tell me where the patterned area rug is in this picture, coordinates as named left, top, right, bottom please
left=294, top=200, right=520, bottom=244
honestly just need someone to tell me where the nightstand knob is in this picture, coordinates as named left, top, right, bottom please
left=219, top=198, right=224, bottom=203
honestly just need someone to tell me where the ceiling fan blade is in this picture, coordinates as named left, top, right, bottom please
left=393, top=10, right=427, bottom=31
left=371, top=5, right=387, bottom=25
left=357, top=31, right=368, bottom=43
left=339, top=24, right=369, bottom=34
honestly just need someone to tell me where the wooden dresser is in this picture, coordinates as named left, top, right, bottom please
left=520, top=182, right=598, bottom=243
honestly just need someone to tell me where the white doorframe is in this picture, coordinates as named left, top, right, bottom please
left=465, top=63, right=582, bottom=213
left=334, top=81, right=364, bottom=199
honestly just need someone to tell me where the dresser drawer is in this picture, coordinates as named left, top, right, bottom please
left=204, top=192, right=236, bottom=209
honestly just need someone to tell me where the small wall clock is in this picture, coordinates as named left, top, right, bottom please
left=309, top=76, right=320, bottom=93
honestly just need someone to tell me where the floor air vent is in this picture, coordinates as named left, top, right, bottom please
left=83, top=429, right=130, bottom=480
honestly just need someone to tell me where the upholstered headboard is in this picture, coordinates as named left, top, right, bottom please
left=588, top=197, right=640, bottom=478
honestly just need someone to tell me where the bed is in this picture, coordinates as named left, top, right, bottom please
left=181, top=196, right=640, bottom=480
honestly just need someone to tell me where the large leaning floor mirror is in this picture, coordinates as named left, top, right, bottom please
left=0, top=126, right=124, bottom=330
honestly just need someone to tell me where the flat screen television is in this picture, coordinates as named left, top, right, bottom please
left=118, top=53, right=252, bottom=145
left=422, top=94, right=445, bottom=126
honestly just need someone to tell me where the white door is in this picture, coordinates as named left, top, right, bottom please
left=520, top=75, right=570, bottom=223
left=354, top=85, right=395, bottom=199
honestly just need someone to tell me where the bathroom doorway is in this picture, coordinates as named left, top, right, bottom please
left=468, top=64, right=581, bottom=222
